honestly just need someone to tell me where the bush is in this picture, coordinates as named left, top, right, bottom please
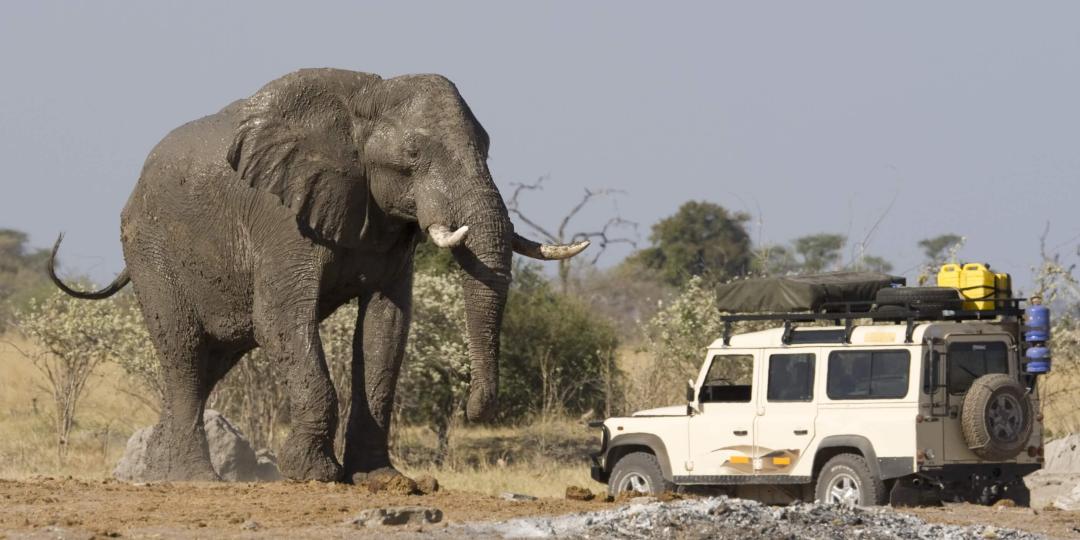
left=498, top=263, right=619, bottom=421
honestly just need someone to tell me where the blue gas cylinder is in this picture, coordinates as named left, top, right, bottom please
left=1025, top=304, right=1051, bottom=342
left=1025, top=346, right=1051, bottom=374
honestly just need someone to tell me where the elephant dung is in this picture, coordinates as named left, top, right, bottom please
left=347, top=506, right=443, bottom=527
left=565, top=485, right=595, bottom=501
left=113, top=409, right=279, bottom=482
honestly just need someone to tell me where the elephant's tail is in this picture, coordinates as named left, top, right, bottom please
left=47, top=233, right=130, bottom=300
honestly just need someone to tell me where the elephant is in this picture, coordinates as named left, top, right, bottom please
left=47, top=68, right=588, bottom=482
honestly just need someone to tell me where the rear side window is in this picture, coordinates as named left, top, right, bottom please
left=827, top=350, right=910, bottom=400
left=767, top=353, right=815, bottom=402
left=948, top=341, right=1008, bottom=394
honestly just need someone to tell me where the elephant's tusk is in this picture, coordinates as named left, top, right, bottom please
left=511, top=233, right=590, bottom=260
left=428, top=224, right=470, bottom=248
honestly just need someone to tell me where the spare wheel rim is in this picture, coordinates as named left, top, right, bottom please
left=987, top=393, right=1023, bottom=443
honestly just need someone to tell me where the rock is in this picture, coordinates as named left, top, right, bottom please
left=254, top=449, right=282, bottom=482
left=1044, top=434, right=1080, bottom=473
left=416, top=475, right=439, bottom=495
left=501, top=492, right=538, bottom=501
left=202, top=410, right=257, bottom=481
left=113, top=426, right=153, bottom=482
left=1053, top=483, right=1080, bottom=511
left=113, top=410, right=268, bottom=482
left=565, top=485, right=595, bottom=501
left=348, top=506, right=443, bottom=527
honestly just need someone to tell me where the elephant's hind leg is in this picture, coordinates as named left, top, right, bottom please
left=137, top=293, right=220, bottom=481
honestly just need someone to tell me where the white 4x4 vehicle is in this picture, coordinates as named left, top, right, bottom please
left=591, top=287, right=1046, bottom=506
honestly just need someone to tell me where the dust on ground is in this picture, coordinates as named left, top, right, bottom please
left=3, top=478, right=1080, bottom=539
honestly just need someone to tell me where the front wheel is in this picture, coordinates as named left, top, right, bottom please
left=608, top=452, right=673, bottom=497
left=815, top=454, right=886, bottom=506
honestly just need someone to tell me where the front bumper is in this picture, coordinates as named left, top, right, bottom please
left=588, top=422, right=610, bottom=483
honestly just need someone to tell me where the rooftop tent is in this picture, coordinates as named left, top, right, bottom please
left=715, top=272, right=906, bottom=313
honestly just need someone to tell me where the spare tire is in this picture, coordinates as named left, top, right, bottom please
left=875, top=287, right=961, bottom=307
left=961, top=374, right=1033, bottom=461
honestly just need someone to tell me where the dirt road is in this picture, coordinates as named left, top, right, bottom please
left=1, top=478, right=1078, bottom=539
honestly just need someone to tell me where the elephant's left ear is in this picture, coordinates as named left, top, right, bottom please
left=227, top=70, right=372, bottom=248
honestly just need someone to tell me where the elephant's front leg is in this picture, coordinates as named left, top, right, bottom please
left=343, top=273, right=412, bottom=480
left=255, top=296, right=343, bottom=482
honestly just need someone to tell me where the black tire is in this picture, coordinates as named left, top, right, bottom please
left=815, top=454, right=887, bottom=506
left=608, top=451, right=673, bottom=497
left=875, top=287, right=961, bottom=312
left=961, top=374, right=1033, bottom=461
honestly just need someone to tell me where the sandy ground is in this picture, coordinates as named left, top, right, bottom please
left=2, top=478, right=1080, bottom=539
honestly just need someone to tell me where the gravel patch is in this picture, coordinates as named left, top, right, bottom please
left=449, top=497, right=1045, bottom=539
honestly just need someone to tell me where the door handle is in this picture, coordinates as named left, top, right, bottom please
left=733, top=430, right=748, bottom=436
left=794, top=430, right=808, bottom=436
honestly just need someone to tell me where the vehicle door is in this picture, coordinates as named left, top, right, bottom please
left=687, top=351, right=759, bottom=477
left=753, top=349, right=819, bottom=478
left=940, top=335, right=1014, bottom=461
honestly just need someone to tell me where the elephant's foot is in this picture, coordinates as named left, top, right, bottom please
left=279, top=433, right=342, bottom=482
left=141, top=423, right=220, bottom=482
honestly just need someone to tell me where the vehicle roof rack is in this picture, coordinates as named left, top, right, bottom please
left=719, top=297, right=1024, bottom=346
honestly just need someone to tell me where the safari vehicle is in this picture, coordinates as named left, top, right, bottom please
left=590, top=270, right=1050, bottom=506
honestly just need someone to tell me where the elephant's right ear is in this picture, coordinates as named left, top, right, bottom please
left=227, top=70, right=372, bottom=248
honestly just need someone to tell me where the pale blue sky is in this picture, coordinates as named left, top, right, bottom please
left=2, top=2, right=1078, bottom=291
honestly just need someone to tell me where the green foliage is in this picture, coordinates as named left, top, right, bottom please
left=13, top=290, right=136, bottom=461
left=0, top=229, right=53, bottom=332
left=919, top=234, right=964, bottom=265
left=498, top=263, right=619, bottom=421
left=792, top=233, right=847, bottom=273
left=627, top=201, right=752, bottom=287
left=854, top=255, right=894, bottom=273
left=412, top=238, right=457, bottom=276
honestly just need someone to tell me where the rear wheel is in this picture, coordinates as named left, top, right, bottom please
left=815, top=454, right=886, bottom=506
left=608, top=451, right=672, bottom=497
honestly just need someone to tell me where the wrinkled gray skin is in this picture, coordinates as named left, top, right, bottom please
left=48, top=69, right=586, bottom=482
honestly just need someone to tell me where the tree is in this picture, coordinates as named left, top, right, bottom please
left=498, top=263, right=619, bottom=421
left=627, top=201, right=752, bottom=287
left=919, top=234, right=965, bottom=266
left=13, top=291, right=118, bottom=464
left=506, top=176, right=638, bottom=293
left=0, top=229, right=52, bottom=331
left=853, top=255, right=894, bottom=273
left=752, top=244, right=801, bottom=276
left=792, top=233, right=846, bottom=273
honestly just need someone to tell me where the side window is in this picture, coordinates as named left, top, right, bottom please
left=827, top=350, right=910, bottom=400
left=948, top=342, right=1009, bottom=394
left=767, top=353, right=815, bottom=402
left=700, top=354, right=754, bottom=403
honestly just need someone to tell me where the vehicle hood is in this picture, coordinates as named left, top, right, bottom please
left=631, top=405, right=687, bottom=417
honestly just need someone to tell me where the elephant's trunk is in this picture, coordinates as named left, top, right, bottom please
left=450, top=177, right=512, bottom=422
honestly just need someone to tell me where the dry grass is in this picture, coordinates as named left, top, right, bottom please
left=0, top=333, right=156, bottom=478
left=0, top=332, right=602, bottom=496
left=395, top=417, right=602, bottom=498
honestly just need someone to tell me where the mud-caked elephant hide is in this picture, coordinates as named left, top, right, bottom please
left=49, top=68, right=588, bottom=482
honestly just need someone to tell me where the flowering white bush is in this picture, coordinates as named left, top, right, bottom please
left=14, top=290, right=154, bottom=462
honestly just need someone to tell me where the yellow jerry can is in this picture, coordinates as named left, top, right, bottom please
left=994, top=273, right=1012, bottom=305
left=960, top=263, right=996, bottom=310
left=937, top=263, right=962, bottom=289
